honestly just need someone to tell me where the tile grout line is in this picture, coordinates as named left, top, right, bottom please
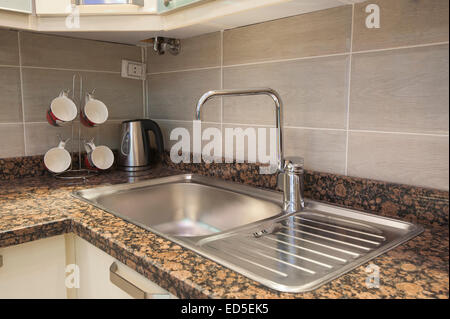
left=145, top=52, right=350, bottom=75
left=344, top=3, right=355, bottom=176
left=222, top=52, right=351, bottom=69
left=150, top=119, right=450, bottom=136
left=7, top=119, right=447, bottom=137
left=285, top=126, right=345, bottom=131
left=348, top=129, right=450, bottom=137
left=352, top=41, right=450, bottom=55
left=17, top=31, right=27, bottom=157
left=1, top=119, right=133, bottom=125
left=147, top=65, right=221, bottom=75
left=141, top=46, right=147, bottom=118
left=220, top=30, right=224, bottom=135
left=145, top=41, right=449, bottom=76
left=21, top=65, right=121, bottom=74
left=5, top=119, right=448, bottom=137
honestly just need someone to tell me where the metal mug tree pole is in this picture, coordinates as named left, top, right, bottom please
left=54, top=74, right=97, bottom=180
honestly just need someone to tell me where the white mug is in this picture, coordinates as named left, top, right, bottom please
left=44, top=140, right=72, bottom=173
left=81, top=93, right=108, bottom=127
left=84, top=141, right=114, bottom=170
left=46, top=91, right=77, bottom=126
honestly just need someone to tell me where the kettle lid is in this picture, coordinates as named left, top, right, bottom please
left=122, top=119, right=148, bottom=124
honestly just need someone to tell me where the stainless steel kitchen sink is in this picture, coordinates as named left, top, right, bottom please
left=73, top=174, right=423, bottom=293
left=74, top=174, right=283, bottom=237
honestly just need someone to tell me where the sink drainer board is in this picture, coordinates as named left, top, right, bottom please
left=73, top=174, right=423, bottom=293
left=197, top=205, right=423, bottom=292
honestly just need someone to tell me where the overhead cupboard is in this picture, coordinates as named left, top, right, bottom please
left=1, top=0, right=366, bottom=43
left=0, top=0, right=32, bottom=13
left=34, top=0, right=210, bottom=15
left=74, top=0, right=205, bottom=12
left=157, top=0, right=208, bottom=13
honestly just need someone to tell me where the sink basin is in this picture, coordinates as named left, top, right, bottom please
left=85, top=177, right=282, bottom=237
left=73, top=174, right=423, bottom=293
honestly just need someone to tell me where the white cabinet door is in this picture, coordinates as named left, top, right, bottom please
left=74, top=236, right=176, bottom=299
left=0, top=235, right=67, bottom=299
left=0, top=234, right=176, bottom=299
left=0, top=0, right=32, bottom=13
left=35, top=0, right=72, bottom=15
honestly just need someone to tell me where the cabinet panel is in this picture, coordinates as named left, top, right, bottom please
left=0, top=235, right=67, bottom=299
left=157, top=0, right=207, bottom=13
left=77, top=0, right=144, bottom=4
left=75, top=236, right=176, bottom=299
left=35, top=0, right=71, bottom=15
left=0, top=0, right=32, bottom=13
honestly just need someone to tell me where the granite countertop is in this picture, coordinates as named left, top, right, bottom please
left=0, top=167, right=448, bottom=299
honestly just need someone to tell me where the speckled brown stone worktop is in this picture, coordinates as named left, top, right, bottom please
left=0, top=168, right=448, bottom=299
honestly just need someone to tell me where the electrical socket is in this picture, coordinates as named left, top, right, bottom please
left=121, top=60, right=146, bottom=80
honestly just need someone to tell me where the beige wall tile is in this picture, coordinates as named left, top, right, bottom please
left=353, top=0, right=449, bottom=51
left=223, top=6, right=352, bottom=66
left=25, top=123, right=71, bottom=156
left=223, top=55, right=349, bottom=128
left=25, top=121, right=116, bottom=157
left=98, top=121, right=122, bottom=150
left=0, top=31, right=143, bottom=160
left=350, top=45, right=449, bottom=134
left=20, top=32, right=140, bottom=72
left=348, top=132, right=449, bottom=190
left=80, top=124, right=100, bottom=147
left=155, top=120, right=191, bottom=151
left=0, top=124, right=25, bottom=158
left=148, top=32, right=221, bottom=73
left=221, top=124, right=275, bottom=163
left=22, top=68, right=143, bottom=122
left=0, top=67, right=23, bottom=123
left=81, top=71, right=143, bottom=120
left=22, top=68, right=77, bottom=122
left=148, top=69, right=221, bottom=122
left=0, top=29, right=19, bottom=66
left=284, top=128, right=347, bottom=174
left=155, top=120, right=220, bottom=153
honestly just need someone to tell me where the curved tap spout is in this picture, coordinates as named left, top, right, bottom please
left=195, top=88, right=283, bottom=171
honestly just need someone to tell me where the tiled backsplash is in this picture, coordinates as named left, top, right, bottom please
left=0, top=30, right=143, bottom=158
left=147, top=0, right=449, bottom=191
left=0, top=0, right=449, bottom=191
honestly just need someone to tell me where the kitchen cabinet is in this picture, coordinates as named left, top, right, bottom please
left=0, top=235, right=67, bottom=299
left=73, top=235, right=176, bottom=299
left=34, top=0, right=156, bottom=15
left=3, top=0, right=366, bottom=44
left=157, top=0, right=207, bottom=13
left=0, top=0, right=32, bottom=13
left=77, top=0, right=144, bottom=4
left=0, top=234, right=175, bottom=299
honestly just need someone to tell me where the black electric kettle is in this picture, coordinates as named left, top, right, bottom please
left=118, top=119, right=164, bottom=171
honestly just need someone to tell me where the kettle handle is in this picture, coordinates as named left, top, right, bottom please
left=141, top=119, right=165, bottom=155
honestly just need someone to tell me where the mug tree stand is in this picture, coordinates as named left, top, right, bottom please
left=53, top=74, right=98, bottom=181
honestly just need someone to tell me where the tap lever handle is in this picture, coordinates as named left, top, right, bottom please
left=283, top=157, right=304, bottom=173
